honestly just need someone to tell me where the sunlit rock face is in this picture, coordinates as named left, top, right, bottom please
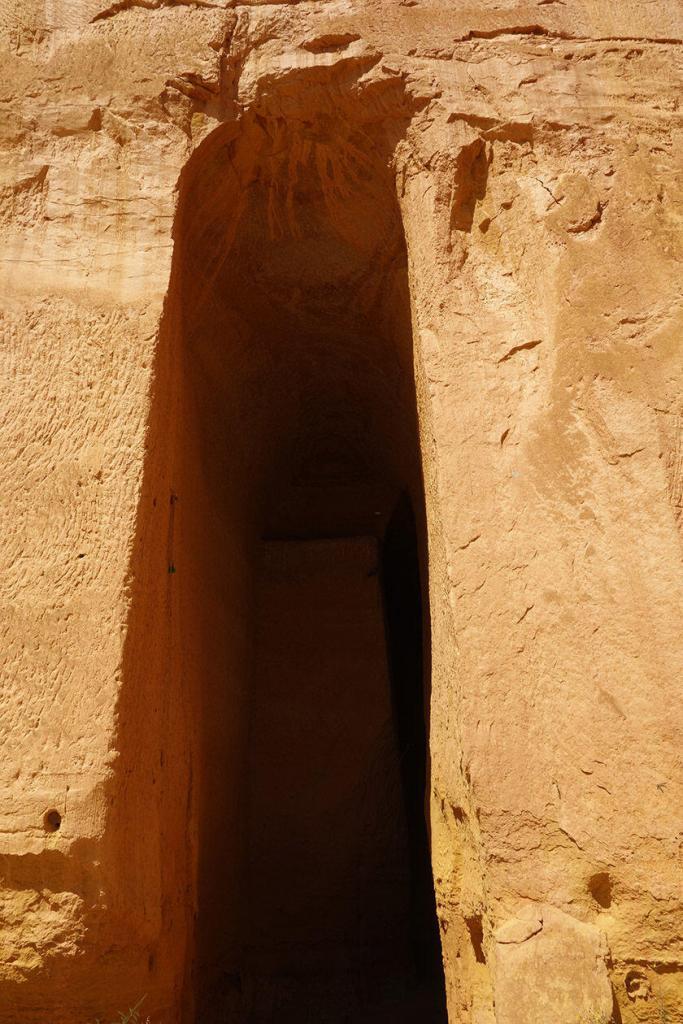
left=0, top=2, right=681, bottom=1023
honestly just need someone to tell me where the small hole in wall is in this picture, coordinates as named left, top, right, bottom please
left=624, top=968, right=651, bottom=1002
left=43, top=809, right=61, bottom=832
left=588, top=871, right=612, bottom=909
left=465, top=915, right=486, bottom=964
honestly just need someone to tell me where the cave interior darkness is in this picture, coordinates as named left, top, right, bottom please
left=172, top=114, right=447, bottom=1023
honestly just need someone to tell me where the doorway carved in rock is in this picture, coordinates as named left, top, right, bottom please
left=167, top=112, right=446, bottom=1023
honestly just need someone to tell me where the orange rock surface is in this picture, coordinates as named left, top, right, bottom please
left=1, top=1, right=682, bottom=1022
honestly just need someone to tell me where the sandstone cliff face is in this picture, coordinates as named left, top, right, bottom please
left=1, top=2, right=682, bottom=1022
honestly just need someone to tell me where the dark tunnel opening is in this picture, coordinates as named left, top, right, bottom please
left=166, top=113, right=447, bottom=1022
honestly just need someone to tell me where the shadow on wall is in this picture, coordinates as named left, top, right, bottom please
left=105, top=84, right=448, bottom=1024
left=0, top=263, right=186, bottom=1024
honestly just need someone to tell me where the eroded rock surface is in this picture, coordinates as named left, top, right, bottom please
left=0, top=1, right=682, bottom=1022
left=494, top=905, right=614, bottom=1023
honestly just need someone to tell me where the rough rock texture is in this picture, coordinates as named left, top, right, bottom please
left=494, top=905, right=614, bottom=1023
left=1, top=1, right=682, bottom=1022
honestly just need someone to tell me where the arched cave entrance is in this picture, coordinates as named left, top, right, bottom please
left=171, top=113, right=446, bottom=1023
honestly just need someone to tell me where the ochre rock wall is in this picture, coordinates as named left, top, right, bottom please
left=1, top=2, right=682, bottom=1022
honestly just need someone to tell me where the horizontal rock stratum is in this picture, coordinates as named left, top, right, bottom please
left=0, top=1, right=682, bottom=1022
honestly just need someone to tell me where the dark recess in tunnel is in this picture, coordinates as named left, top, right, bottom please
left=162, top=110, right=447, bottom=1023
left=381, top=494, right=445, bottom=991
